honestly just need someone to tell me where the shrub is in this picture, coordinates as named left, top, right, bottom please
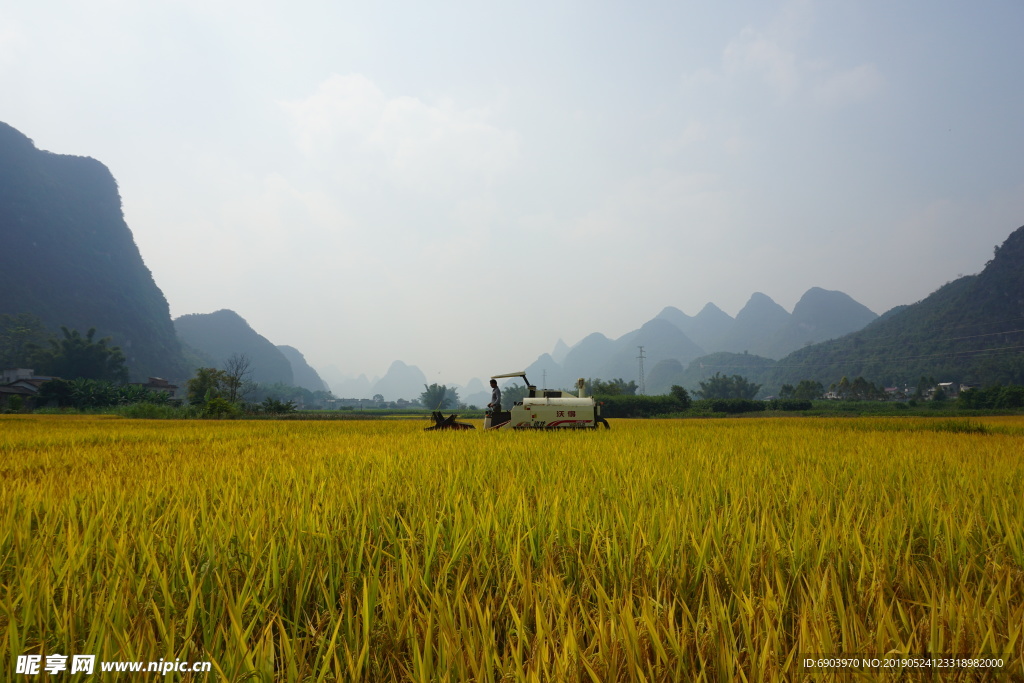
left=997, top=386, right=1024, bottom=408
left=260, top=397, right=297, bottom=415
left=765, top=399, right=812, bottom=412
left=116, top=403, right=197, bottom=419
left=670, top=385, right=692, bottom=411
left=957, top=385, right=1024, bottom=410
left=202, top=397, right=240, bottom=418
left=694, top=399, right=766, bottom=414
left=596, top=394, right=689, bottom=418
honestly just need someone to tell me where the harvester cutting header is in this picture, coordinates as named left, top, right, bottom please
left=484, top=372, right=610, bottom=430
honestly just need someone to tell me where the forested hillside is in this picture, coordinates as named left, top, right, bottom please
left=277, top=345, right=329, bottom=393
left=174, top=310, right=294, bottom=386
left=770, top=224, right=1024, bottom=389
left=0, top=121, right=186, bottom=381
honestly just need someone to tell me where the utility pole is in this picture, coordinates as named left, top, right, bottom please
left=637, top=345, right=646, bottom=395
left=542, top=369, right=547, bottom=390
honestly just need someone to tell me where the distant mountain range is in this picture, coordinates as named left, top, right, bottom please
left=224, top=221, right=1023, bottom=400
left=325, top=235, right=1024, bottom=401
left=665, top=287, right=878, bottom=359
left=246, top=221, right=1024, bottom=401
left=322, top=361, right=469, bottom=404
left=522, top=287, right=879, bottom=394
left=518, top=234, right=1024, bottom=397
left=671, top=224, right=1024, bottom=395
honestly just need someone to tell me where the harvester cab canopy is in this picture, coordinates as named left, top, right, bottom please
left=491, top=371, right=535, bottom=397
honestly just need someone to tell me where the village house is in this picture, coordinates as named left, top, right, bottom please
left=0, top=369, right=57, bottom=409
left=128, top=377, right=179, bottom=397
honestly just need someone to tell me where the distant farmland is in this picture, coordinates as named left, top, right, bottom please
left=2, top=415, right=1022, bottom=681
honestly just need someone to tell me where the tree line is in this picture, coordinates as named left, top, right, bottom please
left=7, top=311, right=1022, bottom=415
left=1, top=313, right=128, bottom=382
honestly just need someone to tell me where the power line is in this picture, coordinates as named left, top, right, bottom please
left=696, top=343, right=1024, bottom=372
left=820, top=315, right=1024, bottom=345
left=686, top=320, right=1024, bottom=373
left=794, top=328, right=1024, bottom=354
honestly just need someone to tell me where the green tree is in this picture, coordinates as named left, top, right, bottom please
left=669, top=385, right=692, bottom=411
left=187, top=367, right=229, bottom=406
left=696, top=373, right=761, bottom=400
left=589, top=378, right=638, bottom=396
left=500, top=383, right=530, bottom=410
left=34, top=327, right=128, bottom=382
left=850, top=376, right=880, bottom=400
left=260, top=397, right=297, bottom=414
left=68, top=378, right=117, bottom=408
left=792, top=380, right=824, bottom=401
left=203, top=396, right=240, bottom=418
left=420, top=383, right=460, bottom=410
left=36, top=378, right=73, bottom=407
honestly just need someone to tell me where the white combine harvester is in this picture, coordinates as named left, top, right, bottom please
left=484, top=372, right=610, bottom=430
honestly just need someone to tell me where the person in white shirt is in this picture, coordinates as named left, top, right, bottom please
left=487, top=379, right=501, bottom=413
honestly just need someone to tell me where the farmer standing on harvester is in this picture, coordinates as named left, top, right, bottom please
left=488, top=379, right=501, bottom=414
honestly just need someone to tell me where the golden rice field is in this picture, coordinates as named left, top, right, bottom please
left=2, top=415, right=1023, bottom=682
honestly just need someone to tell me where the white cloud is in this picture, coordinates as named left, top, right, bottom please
left=813, top=63, right=884, bottom=108
left=696, top=2, right=883, bottom=110
left=279, top=74, right=382, bottom=155
left=723, top=135, right=749, bottom=156
left=280, top=74, right=520, bottom=197
left=568, top=170, right=729, bottom=249
left=659, top=121, right=709, bottom=156
left=0, top=15, right=27, bottom=68
left=724, top=27, right=801, bottom=101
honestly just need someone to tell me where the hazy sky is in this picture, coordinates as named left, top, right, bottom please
left=4, top=1, right=1023, bottom=385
